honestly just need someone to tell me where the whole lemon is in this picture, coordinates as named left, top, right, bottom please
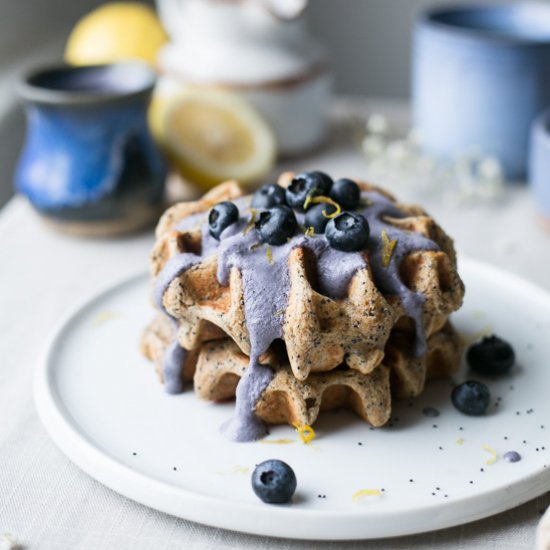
left=65, top=2, right=168, bottom=67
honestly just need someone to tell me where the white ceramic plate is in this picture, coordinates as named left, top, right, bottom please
left=34, top=257, right=550, bottom=540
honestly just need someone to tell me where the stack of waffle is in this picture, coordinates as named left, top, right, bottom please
left=141, top=175, right=465, bottom=429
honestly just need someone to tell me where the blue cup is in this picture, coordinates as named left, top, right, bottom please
left=529, top=108, right=550, bottom=221
left=15, top=62, right=167, bottom=235
left=412, top=4, right=550, bottom=180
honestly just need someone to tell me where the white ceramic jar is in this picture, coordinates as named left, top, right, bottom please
left=155, top=0, right=331, bottom=157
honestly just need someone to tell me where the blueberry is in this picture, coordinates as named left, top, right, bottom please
left=467, top=335, right=515, bottom=376
left=256, top=205, right=298, bottom=245
left=325, top=212, right=370, bottom=252
left=251, top=183, right=287, bottom=209
left=285, top=171, right=333, bottom=211
left=251, top=459, right=297, bottom=504
left=330, top=178, right=360, bottom=210
left=304, top=202, right=337, bottom=234
left=451, top=381, right=490, bottom=416
left=208, top=201, right=239, bottom=240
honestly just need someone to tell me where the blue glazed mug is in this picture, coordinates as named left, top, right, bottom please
left=15, top=62, right=166, bottom=235
left=412, top=4, right=550, bottom=180
left=529, top=108, right=550, bottom=222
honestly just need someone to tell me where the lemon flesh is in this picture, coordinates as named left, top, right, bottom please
left=65, top=2, right=168, bottom=66
left=153, top=88, right=276, bottom=190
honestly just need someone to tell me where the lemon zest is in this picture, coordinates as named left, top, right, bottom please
left=303, top=195, right=341, bottom=219
left=260, top=438, right=295, bottom=445
left=243, top=208, right=257, bottom=234
left=482, top=444, right=498, bottom=465
left=381, top=230, right=397, bottom=268
left=216, top=464, right=249, bottom=475
left=266, top=246, right=274, bottom=265
left=456, top=438, right=465, bottom=445
left=93, top=310, right=121, bottom=326
left=274, top=308, right=285, bottom=318
left=294, top=424, right=316, bottom=444
left=352, top=489, right=382, bottom=502
left=249, top=242, right=262, bottom=251
left=304, top=226, right=315, bottom=238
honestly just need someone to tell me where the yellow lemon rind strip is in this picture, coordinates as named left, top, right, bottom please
left=243, top=208, right=257, bottom=235
left=303, top=195, right=341, bottom=219
left=352, top=489, right=382, bottom=502
left=293, top=424, right=316, bottom=444
left=482, top=444, right=498, bottom=465
left=381, top=229, right=397, bottom=268
left=266, top=246, right=274, bottom=265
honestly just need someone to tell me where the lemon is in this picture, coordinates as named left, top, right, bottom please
left=65, top=3, right=168, bottom=66
left=151, top=87, right=276, bottom=190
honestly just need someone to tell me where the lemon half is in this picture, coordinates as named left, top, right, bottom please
left=65, top=2, right=168, bottom=66
left=152, top=87, right=276, bottom=190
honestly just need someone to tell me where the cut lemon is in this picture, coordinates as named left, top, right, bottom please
left=152, top=87, right=276, bottom=190
left=65, top=2, right=168, bottom=67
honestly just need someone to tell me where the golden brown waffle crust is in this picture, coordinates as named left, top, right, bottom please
left=148, top=175, right=464, bottom=381
left=141, top=315, right=464, bottom=428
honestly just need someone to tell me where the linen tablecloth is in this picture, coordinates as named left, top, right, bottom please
left=1, top=99, right=549, bottom=549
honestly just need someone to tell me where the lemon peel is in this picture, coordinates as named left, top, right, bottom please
left=304, top=226, right=315, bottom=238
left=217, top=464, right=249, bottom=475
left=244, top=209, right=257, bottom=235
left=266, top=246, right=274, bottom=265
left=294, top=424, right=316, bottom=444
left=93, top=310, right=121, bottom=326
left=381, top=230, right=397, bottom=268
left=456, top=438, right=465, bottom=445
left=482, top=444, right=498, bottom=465
left=303, top=195, right=341, bottom=219
left=260, top=438, right=295, bottom=445
left=352, top=489, right=382, bottom=502
left=65, top=2, right=168, bottom=66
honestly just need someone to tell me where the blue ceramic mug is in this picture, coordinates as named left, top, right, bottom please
left=15, top=62, right=166, bottom=235
left=412, top=4, right=550, bottom=180
left=529, top=108, right=550, bottom=222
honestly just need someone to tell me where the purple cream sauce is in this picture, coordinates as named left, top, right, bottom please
left=153, top=190, right=439, bottom=441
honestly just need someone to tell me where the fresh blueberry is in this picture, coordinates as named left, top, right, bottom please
left=304, top=202, right=337, bottom=234
left=256, top=205, right=298, bottom=245
left=208, top=201, right=239, bottom=240
left=467, top=335, right=515, bottom=376
left=325, top=212, right=370, bottom=252
left=451, top=381, right=490, bottom=416
left=285, top=171, right=333, bottom=211
left=251, top=459, right=297, bottom=504
left=330, top=178, right=360, bottom=210
left=251, top=183, right=287, bottom=209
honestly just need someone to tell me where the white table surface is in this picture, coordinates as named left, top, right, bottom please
left=1, top=98, right=549, bottom=550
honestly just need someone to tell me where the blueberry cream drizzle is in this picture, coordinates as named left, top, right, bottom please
left=153, top=175, right=440, bottom=442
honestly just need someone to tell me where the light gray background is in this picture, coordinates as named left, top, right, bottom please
left=0, top=0, right=521, bottom=207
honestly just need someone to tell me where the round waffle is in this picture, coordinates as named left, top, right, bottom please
left=143, top=173, right=465, bottom=440
left=141, top=315, right=463, bottom=427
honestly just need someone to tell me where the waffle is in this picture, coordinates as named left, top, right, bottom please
left=141, top=315, right=463, bottom=427
left=149, top=176, right=464, bottom=381
left=143, top=172, right=465, bottom=438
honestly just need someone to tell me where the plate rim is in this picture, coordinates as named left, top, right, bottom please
left=34, top=257, right=550, bottom=540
